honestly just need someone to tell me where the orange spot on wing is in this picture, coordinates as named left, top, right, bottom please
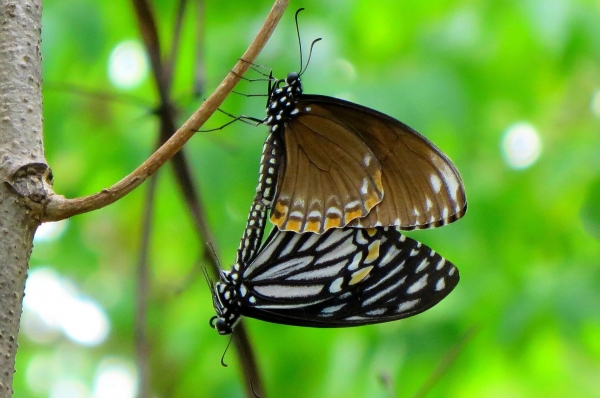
left=366, top=228, right=377, bottom=237
left=304, top=220, right=322, bottom=233
left=324, top=216, right=342, bottom=230
left=344, top=208, right=364, bottom=224
left=364, top=192, right=381, bottom=211
left=285, top=219, right=302, bottom=232
left=365, top=241, right=381, bottom=263
left=349, top=266, right=374, bottom=285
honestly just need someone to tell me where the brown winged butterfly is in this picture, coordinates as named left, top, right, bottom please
left=249, top=9, right=467, bottom=234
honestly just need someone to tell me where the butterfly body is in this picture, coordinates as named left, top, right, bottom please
left=255, top=72, right=467, bottom=234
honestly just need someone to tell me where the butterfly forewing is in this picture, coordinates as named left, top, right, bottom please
left=238, top=226, right=459, bottom=327
left=267, top=93, right=466, bottom=233
left=270, top=116, right=384, bottom=233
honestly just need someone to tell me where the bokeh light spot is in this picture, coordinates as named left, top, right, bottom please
left=50, top=378, right=89, bottom=398
left=23, top=268, right=110, bottom=346
left=501, top=122, right=542, bottom=169
left=92, top=358, right=138, bottom=398
left=591, top=89, right=600, bottom=118
left=108, top=40, right=148, bottom=89
left=34, top=219, right=69, bottom=242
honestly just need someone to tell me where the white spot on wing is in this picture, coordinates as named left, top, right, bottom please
left=279, top=233, right=302, bottom=257
left=397, top=299, right=420, bottom=312
left=316, top=229, right=354, bottom=251
left=347, top=252, right=362, bottom=271
left=289, top=210, right=304, bottom=219
left=355, top=231, right=369, bottom=246
left=430, top=174, right=442, bottom=193
left=254, top=284, right=323, bottom=298
left=293, top=198, right=306, bottom=208
left=321, top=303, right=346, bottom=314
left=287, top=260, right=349, bottom=281
left=435, top=277, right=446, bottom=291
left=415, top=258, right=429, bottom=273
left=244, top=232, right=286, bottom=278
left=299, top=233, right=322, bottom=252
left=326, top=207, right=342, bottom=217
left=378, top=246, right=401, bottom=268
left=329, top=277, right=343, bottom=293
left=344, top=200, right=361, bottom=211
left=315, top=239, right=358, bottom=265
left=308, top=210, right=322, bottom=219
left=360, top=178, right=369, bottom=195
left=436, top=259, right=446, bottom=272
left=366, top=308, right=386, bottom=316
left=363, top=275, right=407, bottom=306
left=407, top=275, right=428, bottom=294
left=252, top=256, right=314, bottom=282
left=442, top=207, right=449, bottom=218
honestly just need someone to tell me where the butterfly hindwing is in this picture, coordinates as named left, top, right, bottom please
left=238, top=226, right=459, bottom=327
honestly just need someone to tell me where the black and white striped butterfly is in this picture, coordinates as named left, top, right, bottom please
left=209, top=204, right=459, bottom=335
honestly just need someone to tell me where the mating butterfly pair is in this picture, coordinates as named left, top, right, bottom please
left=209, top=10, right=465, bottom=334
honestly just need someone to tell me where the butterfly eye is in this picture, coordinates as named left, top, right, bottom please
left=215, top=318, right=231, bottom=335
left=286, top=72, right=299, bottom=84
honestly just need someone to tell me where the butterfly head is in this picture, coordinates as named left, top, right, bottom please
left=209, top=270, right=241, bottom=335
left=265, top=72, right=304, bottom=131
left=285, top=72, right=302, bottom=95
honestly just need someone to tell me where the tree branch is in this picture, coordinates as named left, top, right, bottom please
left=41, top=0, right=290, bottom=222
left=134, top=174, right=158, bottom=398
left=0, top=1, right=44, bottom=397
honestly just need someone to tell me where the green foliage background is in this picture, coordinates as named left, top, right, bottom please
left=21, top=0, right=600, bottom=397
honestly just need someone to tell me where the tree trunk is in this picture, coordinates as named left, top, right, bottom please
left=0, top=0, right=46, bottom=396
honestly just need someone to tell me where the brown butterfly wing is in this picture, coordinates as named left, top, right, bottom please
left=270, top=95, right=466, bottom=232
left=270, top=110, right=384, bottom=233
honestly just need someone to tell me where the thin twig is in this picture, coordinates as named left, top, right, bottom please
left=132, top=0, right=170, bottom=104
left=43, top=81, right=152, bottom=110
left=413, top=325, right=480, bottom=398
left=128, top=2, right=285, bottom=396
left=42, top=0, right=290, bottom=222
left=165, top=0, right=189, bottom=90
left=193, top=0, right=206, bottom=97
left=135, top=173, right=158, bottom=398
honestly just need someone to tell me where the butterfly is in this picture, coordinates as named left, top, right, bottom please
left=209, top=213, right=459, bottom=335
left=250, top=10, right=467, bottom=235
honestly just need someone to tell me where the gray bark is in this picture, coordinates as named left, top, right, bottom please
left=0, top=0, right=47, bottom=396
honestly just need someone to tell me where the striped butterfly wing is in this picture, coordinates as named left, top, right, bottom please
left=269, top=94, right=466, bottom=233
left=238, top=226, right=459, bottom=327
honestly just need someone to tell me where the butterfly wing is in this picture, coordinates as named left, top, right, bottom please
left=270, top=95, right=467, bottom=233
left=270, top=113, right=384, bottom=233
left=238, top=226, right=459, bottom=327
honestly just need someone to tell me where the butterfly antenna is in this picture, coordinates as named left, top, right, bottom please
left=300, top=38, right=322, bottom=76
left=201, top=266, right=216, bottom=295
left=221, top=333, right=234, bottom=367
left=295, top=8, right=306, bottom=73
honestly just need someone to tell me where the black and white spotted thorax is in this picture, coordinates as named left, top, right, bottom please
left=264, top=72, right=303, bottom=133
